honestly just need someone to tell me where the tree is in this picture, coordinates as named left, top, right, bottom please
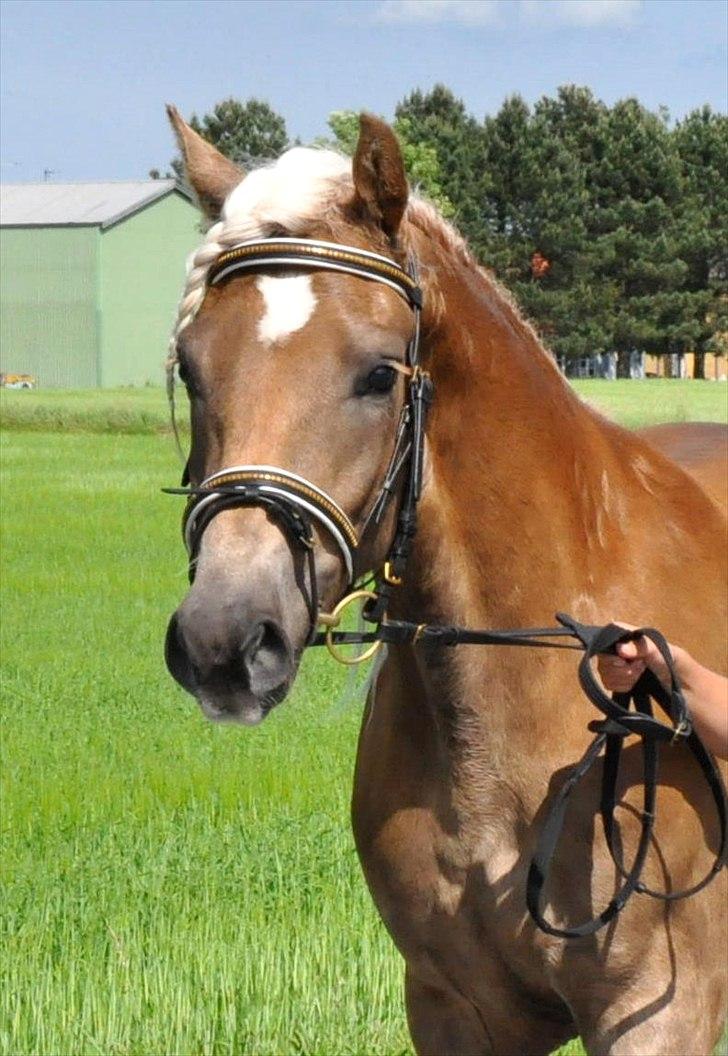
left=586, top=99, right=686, bottom=375
left=393, top=84, right=724, bottom=375
left=673, top=106, right=728, bottom=377
left=171, top=97, right=288, bottom=176
left=325, top=110, right=360, bottom=156
left=477, top=90, right=614, bottom=361
left=523, top=88, right=613, bottom=361
left=395, top=85, right=486, bottom=244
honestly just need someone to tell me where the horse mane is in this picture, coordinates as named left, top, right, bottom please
left=167, top=145, right=542, bottom=374
left=401, top=197, right=543, bottom=348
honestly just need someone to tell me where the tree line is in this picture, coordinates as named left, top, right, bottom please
left=165, top=86, right=727, bottom=377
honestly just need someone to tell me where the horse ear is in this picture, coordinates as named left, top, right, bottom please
left=352, top=114, right=409, bottom=240
left=166, top=104, right=244, bottom=221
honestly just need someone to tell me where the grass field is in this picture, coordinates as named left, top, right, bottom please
left=1, top=383, right=726, bottom=1056
left=2, top=377, right=727, bottom=434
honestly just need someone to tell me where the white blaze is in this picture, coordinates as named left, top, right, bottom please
left=256, top=275, right=317, bottom=344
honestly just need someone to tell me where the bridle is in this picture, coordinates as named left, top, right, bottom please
left=165, top=234, right=726, bottom=939
left=165, top=236, right=432, bottom=651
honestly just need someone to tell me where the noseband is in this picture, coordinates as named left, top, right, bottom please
left=165, top=237, right=432, bottom=641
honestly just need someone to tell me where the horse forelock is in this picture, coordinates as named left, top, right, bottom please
left=167, top=147, right=354, bottom=374
left=223, top=147, right=352, bottom=235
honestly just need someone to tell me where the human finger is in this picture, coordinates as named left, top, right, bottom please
left=596, top=654, right=646, bottom=691
left=615, top=640, right=642, bottom=662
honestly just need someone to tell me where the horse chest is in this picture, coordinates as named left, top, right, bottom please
left=353, top=663, right=527, bottom=950
left=353, top=762, right=520, bottom=958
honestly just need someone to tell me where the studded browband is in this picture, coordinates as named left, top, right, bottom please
left=207, top=237, right=423, bottom=309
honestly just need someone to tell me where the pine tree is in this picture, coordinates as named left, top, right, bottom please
left=395, top=85, right=488, bottom=246
left=587, top=99, right=686, bottom=375
left=673, top=106, right=728, bottom=377
left=478, top=91, right=613, bottom=362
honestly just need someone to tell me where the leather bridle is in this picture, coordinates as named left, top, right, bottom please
left=165, top=235, right=726, bottom=939
left=165, top=236, right=432, bottom=649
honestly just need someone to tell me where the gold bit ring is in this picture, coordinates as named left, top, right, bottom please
left=321, top=590, right=382, bottom=666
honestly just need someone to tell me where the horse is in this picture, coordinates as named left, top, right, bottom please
left=163, top=107, right=727, bottom=1055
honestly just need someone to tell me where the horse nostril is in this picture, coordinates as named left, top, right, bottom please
left=165, top=613, right=196, bottom=693
left=240, top=620, right=290, bottom=695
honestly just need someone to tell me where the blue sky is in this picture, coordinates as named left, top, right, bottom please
left=1, top=0, right=726, bottom=183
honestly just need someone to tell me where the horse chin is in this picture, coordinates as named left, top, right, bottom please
left=196, top=679, right=292, bottom=726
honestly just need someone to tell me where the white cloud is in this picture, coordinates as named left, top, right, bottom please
left=521, top=1, right=642, bottom=27
left=375, top=1, right=500, bottom=26
left=374, top=0, right=642, bottom=27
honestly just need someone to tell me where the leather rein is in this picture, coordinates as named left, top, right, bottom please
left=165, top=235, right=726, bottom=939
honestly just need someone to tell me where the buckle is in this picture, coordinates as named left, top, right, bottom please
left=671, top=718, right=691, bottom=744
left=383, top=560, right=403, bottom=587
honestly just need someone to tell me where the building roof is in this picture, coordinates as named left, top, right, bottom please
left=0, top=180, right=190, bottom=229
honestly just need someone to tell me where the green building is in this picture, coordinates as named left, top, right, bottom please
left=0, top=181, right=200, bottom=387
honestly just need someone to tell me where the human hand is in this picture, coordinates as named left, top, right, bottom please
left=597, top=623, right=676, bottom=694
left=598, top=624, right=728, bottom=759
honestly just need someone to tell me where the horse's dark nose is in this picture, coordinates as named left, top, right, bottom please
left=165, top=602, right=294, bottom=723
left=236, top=619, right=291, bottom=695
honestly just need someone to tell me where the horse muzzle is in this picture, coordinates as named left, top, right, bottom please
left=165, top=511, right=322, bottom=724
left=165, top=607, right=295, bottom=726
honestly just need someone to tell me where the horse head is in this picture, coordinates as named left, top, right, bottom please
left=164, top=108, right=419, bottom=725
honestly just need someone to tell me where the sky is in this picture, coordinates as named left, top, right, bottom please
left=1, top=0, right=726, bottom=183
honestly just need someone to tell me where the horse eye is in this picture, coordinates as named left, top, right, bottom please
left=358, top=365, right=397, bottom=397
left=177, top=355, right=198, bottom=395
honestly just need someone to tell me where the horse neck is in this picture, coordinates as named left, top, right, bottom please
left=401, top=222, right=602, bottom=633
left=385, top=224, right=624, bottom=793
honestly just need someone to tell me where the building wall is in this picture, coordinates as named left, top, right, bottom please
left=99, top=194, right=199, bottom=387
left=0, top=227, right=99, bottom=387
left=644, top=352, right=727, bottom=379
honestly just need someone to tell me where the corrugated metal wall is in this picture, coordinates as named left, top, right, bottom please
left=100, top=195, right=199, bottom=387
left=0, top=227, right=99, bottom=387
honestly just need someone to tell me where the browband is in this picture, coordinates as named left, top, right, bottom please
left=207, top=237, right=423, bottom=309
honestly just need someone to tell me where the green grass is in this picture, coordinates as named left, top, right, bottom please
left=2, top=378, right=726, bottom=435
left=574, top=377, right=728, bottom=428
left=2, top=432, right=403, bottom=1056
left=0, top=386, right=186, bottom=435
left=1, top=384, right=726, bottom=1056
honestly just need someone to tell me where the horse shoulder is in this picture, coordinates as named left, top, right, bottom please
left=637, top=421, right=728, bottom=514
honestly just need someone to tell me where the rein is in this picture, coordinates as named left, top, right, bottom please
left=165, top=235, right=726, bottom=939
